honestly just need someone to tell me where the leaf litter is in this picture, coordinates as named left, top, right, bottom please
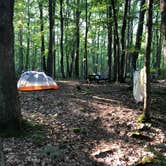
left=1, top=81, right=165, bottom=166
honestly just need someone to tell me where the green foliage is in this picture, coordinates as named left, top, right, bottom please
left=73, top=127, right=81, bottom=133
left=137, top=113, right=151, bottom=123
left=133, top=155, right=157, bottom=165
left=147, top=146, right=166, bottom=166
left=73, top=127, right=87, bottom=134
left=159, top=68, right=166, bottom=79
left=13, top=0, right=163, bottom=79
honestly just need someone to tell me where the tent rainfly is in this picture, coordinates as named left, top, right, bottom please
left=17, top=71, right=59, bottom=91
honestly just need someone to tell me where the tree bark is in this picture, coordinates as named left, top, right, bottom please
left=113, top=27, right=117, bottom=81
left=39, top=1, right=47, bottom=72
left=25, top=0, right=30, bottom=71
left=60, top=0, right=65, bottom=78
left=18, top=26, right=24, bottom=74
left=84, top=0, right=88, bottom=79
left=132, top=0, right=146, bottom=71
left=107, top=4, right=112, bottom=81
left=65, top=0, right=70, bottom=78
left=0, top=0, right=21, bottom=130
left=143, top=0, right=153, bottom=121
left=120, top=0, right=129, bottom=82
left=75, top=0, right=80, bottom=78
left=47, top=0, right=55, bottom=76
left=111, top=0, right=120, bottom=82
left=156, top=33, right=162, bottom=76
left=160, top=0, right=166, bottom=65
left=126, top=0, right=132, bottom=78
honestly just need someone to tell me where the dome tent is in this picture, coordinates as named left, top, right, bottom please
left=17, top=71, right=59, bottom=91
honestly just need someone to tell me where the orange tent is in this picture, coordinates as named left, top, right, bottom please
left=17, top=71, right=59, bottom=91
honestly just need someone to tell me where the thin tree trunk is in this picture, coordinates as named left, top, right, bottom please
left=107, top=4, right=112, bottom=82
left=160, top=0, right=166, bottom=65
left=69, top=47, right=75, bottom=77
left=84, top=0, right=88, bottom=79
left=32, top=44, right=37, bottom=70
left=156, top=33, right=162, bottom=76
left=132, top=0, right=146, bottom=70
left=39, top=1, right=46, bottom=72
left=143, top=0, right=153, bottom=121
left=111, top=0, right=120, bottom=82
left=47, top=0, right=55, bottom=76
left=18, top=26, right=24, bottom=74
left=0, top=0, right=21, bottom=130
left=95, top=32, right=100, bottom=74
left=113, top=27, right=117, bottom=81
left=25, top=0, right=30, bottom=71
left=75, top=0, right=80, bottom=78
left=65, top=0, right=70, bottom=78
left=120, top=0, right=129, bottom=82
left=60, top=0, right=65, bottom=78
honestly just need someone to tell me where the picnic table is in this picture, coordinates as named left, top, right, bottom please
left=87, top=74, right=108, bottom=83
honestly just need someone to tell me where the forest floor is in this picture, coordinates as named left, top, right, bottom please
left=0, top=80, right=166, bottom=166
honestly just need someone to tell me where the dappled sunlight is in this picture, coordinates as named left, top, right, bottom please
left=90, top=139, right=156, bottom=166
left=2, top=81, right=165, bottom=165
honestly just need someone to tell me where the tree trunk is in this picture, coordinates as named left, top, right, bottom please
left=39, top=1, right=47, bottom=72
left=0, top=0, right=21, bottom=130
left=60, top=0, right=65, bottom=78
left=107, top=4, right=112, bottom=82
left=142, top=0, right=153, bottom=121
left=126, top=0, right=133, bottom=76
left=111, top=0, right=120, bottom=82
left=156, top=33, right=162, bottom=76
left=120, top=0, right=129, bottom=82
left=25, top=0, right=30, bottom=71
left=160, top=0, right=166, bottom=65
left=69, top=47, right=75, bottom=77
left=18, top=26, right=24, bottom=74
left=113, top=27, right=117, bottom=81
left=132, top=0, right=146, bottom=70
left=47, top=0, right=55, bottom=76
left=32, top=41, right=37, bottom=70
left=95, top=32, right=100, bottom=74
left=84, top=0, right=88, bottom=79
left=75, top=0, right=80, bottom=78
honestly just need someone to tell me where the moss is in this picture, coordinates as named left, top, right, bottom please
left=0, top=119, right=45, bottom=138
left=134, top=156, right=157, bottom=165
left=147, top=146, right=166, bottom=166
left=138, top=114, right=146, bottom=123
left=137, top=113, right=151, bottom=123
left=73, top=127, right=81, bottom=133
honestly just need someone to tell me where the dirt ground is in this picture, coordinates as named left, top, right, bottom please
left=1, top=81, right=166, bottom=166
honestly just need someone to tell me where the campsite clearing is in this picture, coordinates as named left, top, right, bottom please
left=1, top=81, right=166, bottom=166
